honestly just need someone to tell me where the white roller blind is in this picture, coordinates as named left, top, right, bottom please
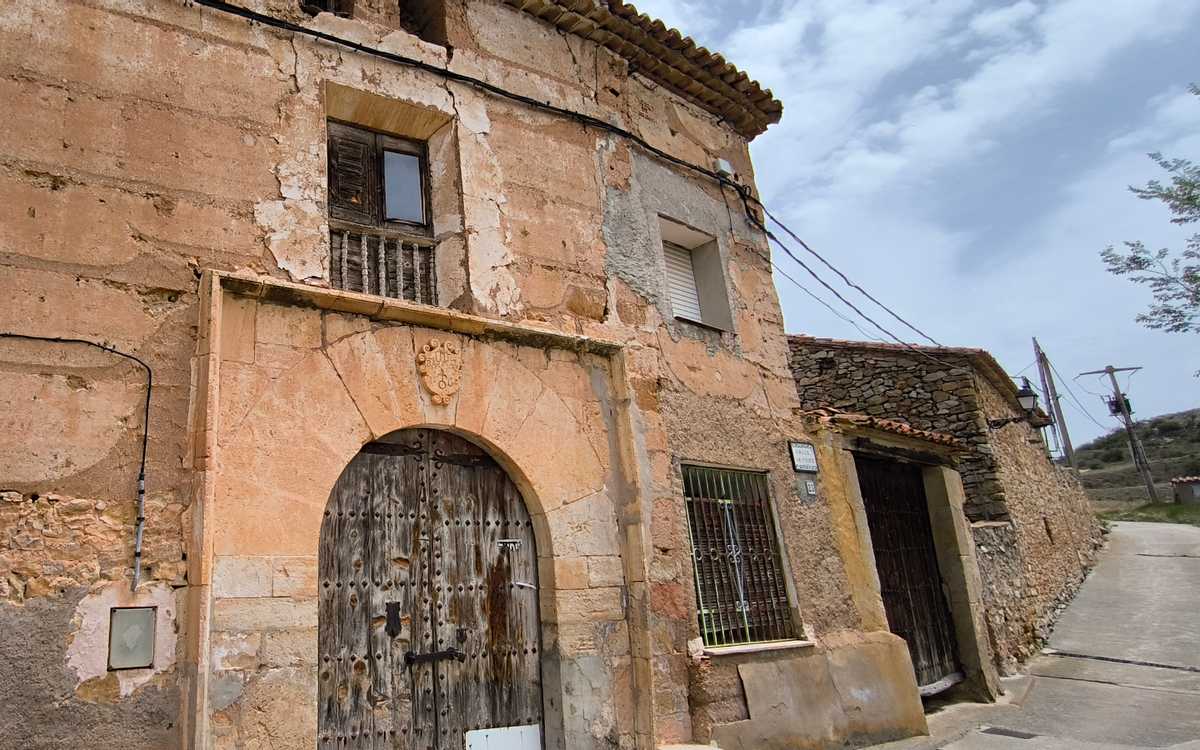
left=664, top=242, right=703, bottom=322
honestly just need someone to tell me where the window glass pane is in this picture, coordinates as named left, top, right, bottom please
left=384, top=150, right=424, bottom=224
left=109, top=607, right=156, bottom=669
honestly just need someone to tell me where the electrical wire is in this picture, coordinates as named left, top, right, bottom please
left=770, top=261, right=886, bottom=343
left=757, top=205, right=943, bottom=346
left=1042, top=358, right=1110, bottom=431
left=190, top=0, right=948, bottom=362
left=723, top=189, right=962, bottom=369
left=1071, top=373, right=1110, bottom=400
left=0, top=333, right=152, bottom=591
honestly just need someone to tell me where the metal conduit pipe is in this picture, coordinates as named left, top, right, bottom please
left=0, top=332, right=153, bottom=591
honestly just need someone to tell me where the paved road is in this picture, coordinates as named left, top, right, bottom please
left=881, top=522, right=1200, bottom=750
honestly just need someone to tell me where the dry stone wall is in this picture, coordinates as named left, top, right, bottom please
left=788, top=338, right=1102, bottom=673
left=788, top=340, right=1004, bottom=520
left=973, top=375, right=1102, bottom=671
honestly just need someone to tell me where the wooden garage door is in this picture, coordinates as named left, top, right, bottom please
left=855, top=456, right=961, bottom=692
left=318, top=429, right=542, bottom=749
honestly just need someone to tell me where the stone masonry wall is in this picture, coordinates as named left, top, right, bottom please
left=788, top=339, right=1006, bottom=520
left=973, top=375, right=1102, bottom=672
left=788, top=338, right=1102, bottom=673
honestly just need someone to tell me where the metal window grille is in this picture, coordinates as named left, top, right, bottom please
left=682, top=465, right=795, bottom=647
left=329, top=228, right=437, bottom=306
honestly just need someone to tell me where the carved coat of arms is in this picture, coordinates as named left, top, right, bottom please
left=416, top=338, right=462, bottom=405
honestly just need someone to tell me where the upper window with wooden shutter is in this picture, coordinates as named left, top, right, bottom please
left=328, top=121, right=428, bottom=233
left=327, top=120, right=436, bottom=305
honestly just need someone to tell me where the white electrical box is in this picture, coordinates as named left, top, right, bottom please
left=465, top=724, right=541, bottom=750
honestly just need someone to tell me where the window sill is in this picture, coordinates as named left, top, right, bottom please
left=673, top=315, right=729, bottom=334
left=703, top=639, right=815, bottom=657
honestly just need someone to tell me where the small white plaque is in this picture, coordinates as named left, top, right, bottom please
left=465, top=724, right=541, bottom=750
left=789, top=441, right=818, bottom=472
left=805, top=480, right=817, bottom=495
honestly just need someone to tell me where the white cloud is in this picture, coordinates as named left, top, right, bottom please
left=624, top=0, right=718, bottom=38
left=683, top=0, right=1200, bottom=442
left=1107, top=86, right=1200, bottom=153
left=812, top=0, right=1195, bottom=202
left=967, top=0, right=1038, bottom=39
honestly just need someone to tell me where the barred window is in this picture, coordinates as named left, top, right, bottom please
left=682, top=465, right=796, bottom=647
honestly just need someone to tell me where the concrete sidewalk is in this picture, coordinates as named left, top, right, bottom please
left=874, top=522, right=1200, bottom=750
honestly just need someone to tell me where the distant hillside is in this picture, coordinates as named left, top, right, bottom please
left=1075, top=408, right=1200, bottom=505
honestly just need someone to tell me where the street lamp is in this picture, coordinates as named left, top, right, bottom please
left=988, top=378, right=1040, bottom=429
left=1015, top=378, right=1039, bottom=412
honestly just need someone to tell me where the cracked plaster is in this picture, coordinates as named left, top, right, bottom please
left=65, top=579, right=178, bottom=698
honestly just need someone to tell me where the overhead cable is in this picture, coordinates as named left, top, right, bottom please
left=1043, top=359, right=1110, bottom=431
left=757, top=204, right=943, bottom=346
left=770, top=261, right=886, bottom=343
left=0, top=333, right=153, bottom=590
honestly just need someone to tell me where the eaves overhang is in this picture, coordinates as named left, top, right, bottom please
left=503, top=0, right=783, bottom=138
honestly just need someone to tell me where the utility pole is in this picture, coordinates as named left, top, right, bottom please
left=1079, top=365, right=1158, bottom=502
left=1034, top=338, right=1076, bottom=469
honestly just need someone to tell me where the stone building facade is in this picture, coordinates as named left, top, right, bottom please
left=788, top=337, right=1103, bottom=673
left=0, top=2, right=978, bottom=749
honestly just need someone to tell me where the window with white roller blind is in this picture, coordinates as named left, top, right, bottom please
left=658, top=217, right=734, bottom=331
left=664, top=241, right=704, bottom=323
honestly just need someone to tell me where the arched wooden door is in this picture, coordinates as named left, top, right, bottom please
left=318, top=429, right=543, bottom=749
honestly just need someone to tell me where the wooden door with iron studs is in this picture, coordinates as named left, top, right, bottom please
left=319, top=429, right=543, bottom=749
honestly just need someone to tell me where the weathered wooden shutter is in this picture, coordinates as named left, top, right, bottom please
left=328, top=121, right=378, bottom=225
left=664, top=241, right=704, bottom=323
left=682, top=465, right=796, bottom=647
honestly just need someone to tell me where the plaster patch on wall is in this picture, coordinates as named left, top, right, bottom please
left=275, top=142, right=324, bottom=202
left=254, top=199, right=326, bottom=283
left=459, top=101, right=521, bottom=316
left=0, top=370, right=143, bottom=483
left=448, top=81, right=491, bottom=137
left=65, top=580, right=176, bottom=698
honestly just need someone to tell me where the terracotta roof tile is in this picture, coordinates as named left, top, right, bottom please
left=800, top=407, right=964, bottom=448
left=503, top=0, right=782, bottom=137
left=1170, top=476, right=1200, bottom=484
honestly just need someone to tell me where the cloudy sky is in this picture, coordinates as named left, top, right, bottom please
left=639, top=0, right=1199, bottom=446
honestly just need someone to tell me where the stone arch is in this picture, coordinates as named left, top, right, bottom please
left=316, top=427, right=547, bottom=747
left=213, top=324, right=607, bottom=561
